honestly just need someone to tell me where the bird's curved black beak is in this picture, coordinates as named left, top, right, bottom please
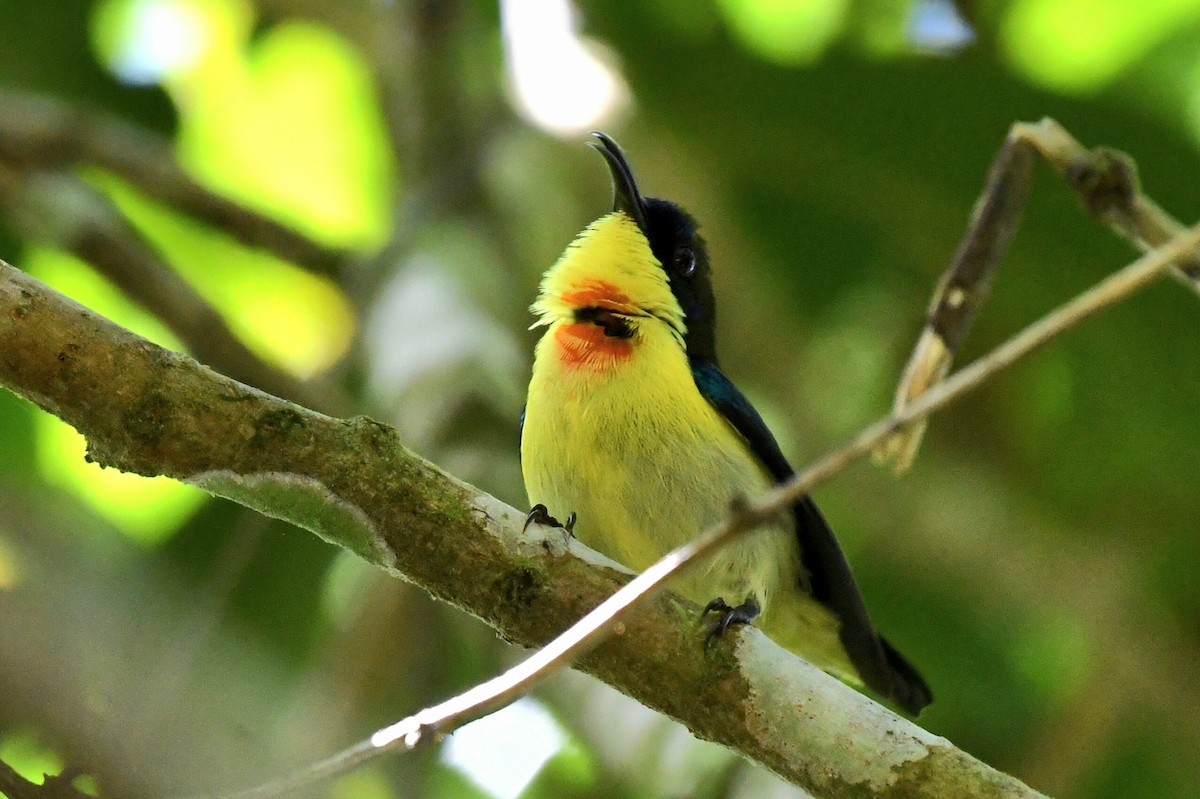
left=589, top=132, right=650, bottom=234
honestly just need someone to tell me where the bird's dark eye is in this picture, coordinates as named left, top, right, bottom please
left=674, top=247, right=697, bottom=277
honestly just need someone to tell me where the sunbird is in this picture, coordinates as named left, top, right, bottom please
left=520, top=133, right=931, bottom=714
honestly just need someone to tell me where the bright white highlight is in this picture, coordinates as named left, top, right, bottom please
left=440, top=698, right=566, bottom=799
left=908, top=0, right=975, bottom=54
left=501, top=0, right=629, bottom=137
left=106, top=0, right=207, bottom=85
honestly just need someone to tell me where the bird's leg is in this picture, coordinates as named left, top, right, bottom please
left=523, top=503, right=577, bottom=535
left=702, top=597, right=760, bottom=647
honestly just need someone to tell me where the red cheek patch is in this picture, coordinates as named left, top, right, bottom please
left=560, top=280, right=635, bottom=313
left=555, top=323, right=634, bottom=368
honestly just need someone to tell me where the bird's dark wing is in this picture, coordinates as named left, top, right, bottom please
left=691, top=361, right=931, bottom=713
left=690, top=362, right=857, bottom=605
left=691, top=363, right=792, bottom=482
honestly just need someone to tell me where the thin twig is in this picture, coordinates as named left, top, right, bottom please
left=877, top=117, right=1200, bottom=473
left=207, top=220, right=1200, bottom=799
left=873, top=123, right=1037, bottom=471
left=1024, top=118, right=1200, bottom=289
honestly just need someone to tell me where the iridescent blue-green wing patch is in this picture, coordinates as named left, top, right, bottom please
left=690, top=362, right=930, bottom=713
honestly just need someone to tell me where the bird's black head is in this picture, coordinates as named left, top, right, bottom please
left=590, top=132, right=719, bottom=364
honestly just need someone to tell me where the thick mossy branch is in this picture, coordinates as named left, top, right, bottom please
left=0, top=260, right=1045, bottom=798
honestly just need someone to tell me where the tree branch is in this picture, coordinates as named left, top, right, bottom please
left=4, top=179, right=1199, bottom=796
left=0, top=255, right=1047, bottom=799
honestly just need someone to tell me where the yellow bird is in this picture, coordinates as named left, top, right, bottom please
left=521, top=133, right=931, bottom=714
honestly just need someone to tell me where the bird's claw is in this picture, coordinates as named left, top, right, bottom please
left=701, top=597, right=760, bottom=647
left=524, top=504, right=577, bottom=535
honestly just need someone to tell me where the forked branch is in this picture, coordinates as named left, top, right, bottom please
left=876, top=118, right=1200, bottom=473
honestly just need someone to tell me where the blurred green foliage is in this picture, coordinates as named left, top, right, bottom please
left=1, top=1, right=1198, bottom=798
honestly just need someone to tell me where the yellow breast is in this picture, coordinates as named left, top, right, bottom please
left=521, top=312, right=799, bottom=615
left=520, top=210, right=852, bottom=679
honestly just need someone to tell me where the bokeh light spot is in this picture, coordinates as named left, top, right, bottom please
left=95, top=0, right=392, bottom=249
left=89, top=172, right=356, bottom=378
left=34, top=414, right=206, bottom=545
left=716, top=0, right=848, bottom=65
left=501, top=0, right=630, bottom=137
left=909, top=0, right=975, bottom=54
left=93, top=0, right=210, bottom=85
left=1002, top=0, right=1200, bottom=94
left=442, top=699, right=566, bottom=799
left=0, top=730, right=65, bottom=787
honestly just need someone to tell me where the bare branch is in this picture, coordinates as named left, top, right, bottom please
left=877, top=118, right=1200, bottom=473
left=1026, top=118, right=1200, bottom=287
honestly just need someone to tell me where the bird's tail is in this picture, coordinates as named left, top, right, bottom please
left=879, top=636, right=933, bottom=715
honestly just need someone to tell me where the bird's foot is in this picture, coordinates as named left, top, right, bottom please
left=702, top=597, right=760, bottom=647
left=523, top=503, right=577, bottom=536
